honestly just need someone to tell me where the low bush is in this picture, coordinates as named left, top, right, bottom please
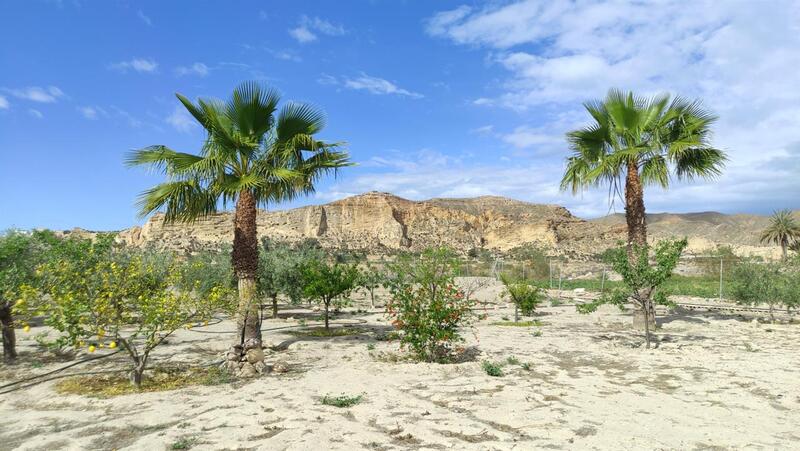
left=385, top=247, right=475, bottom=362
left=321, top=393, right=363, bottom=408
left=730, top=259, right=800, bottom=317
left=500, top=274, right=543, bottom=321
left=482, top=360, right=504, bottom=377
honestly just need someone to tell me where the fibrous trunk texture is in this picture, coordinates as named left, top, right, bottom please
left=624, top=161, right=647, bottom=250
left=228, top=190, right=265, bottom=376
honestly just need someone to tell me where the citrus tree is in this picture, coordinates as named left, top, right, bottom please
left=301, top=260, right=360, bottom=329
left=357, top=263, right=387, bottom=309
left=0, top=229, right=59, bottom=361
left=17, top=238, right=232, bottom=387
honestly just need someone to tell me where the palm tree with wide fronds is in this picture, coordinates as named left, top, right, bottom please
left=561, top=89, right=727, bottom=250
left=561, top=89, right=726, bottom=330
left=128, top=81, right=351, bottom=369
left=760, top=209, right=800, bottom=260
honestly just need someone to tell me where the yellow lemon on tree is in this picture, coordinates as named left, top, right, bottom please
left=109, top=341, right=117, bottom=349
left=23, top=325, right=31, bottom=333
left=88, top=345, right=96, bottom=353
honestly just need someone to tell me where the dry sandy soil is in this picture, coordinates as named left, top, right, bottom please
left=1, top=279, right=798, bottom=450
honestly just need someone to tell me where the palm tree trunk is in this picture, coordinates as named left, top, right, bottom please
left=1, top=301, right=17, bottom=362
left=232, top=190, right=262, bottom=358
left=624, top=160, right=647, bottom=250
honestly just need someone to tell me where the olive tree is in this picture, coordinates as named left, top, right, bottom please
left=499, top=274, right=543, bottom=322
left=301, top=260, right=360, bottom=329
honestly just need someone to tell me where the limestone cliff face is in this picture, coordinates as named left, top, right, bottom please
left=114, top=191, right=791, bottom=259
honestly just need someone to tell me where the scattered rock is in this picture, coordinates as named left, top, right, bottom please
left=272, top=361, right=290, bottom=374
left=246, top=348, right=265, bottom=364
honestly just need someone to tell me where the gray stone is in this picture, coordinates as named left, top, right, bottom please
left=246, top=348, right=265, bottom=363
left=239, top=362, right=257, bottom=378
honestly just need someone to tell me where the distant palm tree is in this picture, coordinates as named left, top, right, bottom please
left=128, top=81, right=351, bottom=362
left=760, top=209, right=800, bottom=259
left=561, top=89, right=727, bottom=250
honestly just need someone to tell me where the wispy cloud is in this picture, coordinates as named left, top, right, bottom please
left=175, top=62, right=209, bottom=77
left=266, top=48, right=302, bottom=63
left=28, top=109, right=43, bottom=119
left=165, top=105, right=197, bottom=133
left=77, top=105, right=107, bottom=120
left=3, top=86, right=64, bottom=103
left=289, top=15, right=346, bottom=43
left=109, top=58, right=158, bottom=73
left=0, top=95, right=9, bottom=109
left=137, top=10, right=152, bottom=26
left=321, top=73, right=423, bottom=98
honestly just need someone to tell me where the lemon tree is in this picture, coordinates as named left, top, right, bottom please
left=18, top=237, right=232, bottom=387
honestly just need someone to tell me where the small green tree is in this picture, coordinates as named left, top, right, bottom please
left=357, top=263, right=386, bottom=309
left=0, top=230, right=62, bottom=361
left=500, top=274, right=542, bottom=322
left=577, top=239, right=688, bottom=348
left=730, top=260, right=794, bottom=320
left=18, top=240, right=232, bottom=387
left=384, top=247, right=475, bottom=362
left=301, top=260, right=360, bottom=329
left=258, top=239, right=325, bottom=317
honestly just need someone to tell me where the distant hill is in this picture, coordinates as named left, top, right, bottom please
left=110, top=191, right=790, bottom=259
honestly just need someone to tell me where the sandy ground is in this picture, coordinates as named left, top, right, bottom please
left=1, top=279, right=799, bottom=450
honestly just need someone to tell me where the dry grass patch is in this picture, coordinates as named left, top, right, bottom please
left=55, top=366, right=233, bottom=398
left=287, top=327, right=366, bottom=337
left=490, top=320, right=544, bottom=327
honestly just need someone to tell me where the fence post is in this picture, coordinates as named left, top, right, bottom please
left=558, top=265, right=563, bottom=292
left=601, top=268, right=606, bottom=293
left=719, top=258, right=723, bottom=301
left=549, top=259, right=553, bottom=289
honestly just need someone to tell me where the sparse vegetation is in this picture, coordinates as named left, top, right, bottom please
left=321, top=394, right=364, bottom=408
left=481, top=360, right=504, bottom=377
left=301, top=260, right=360, bottom=330
left=55, top=366, right=234, bottom=398
left=500, top=274, right=543, bottom=321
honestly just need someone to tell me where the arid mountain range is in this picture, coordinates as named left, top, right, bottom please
left=93, top=192, right=791, bottom=260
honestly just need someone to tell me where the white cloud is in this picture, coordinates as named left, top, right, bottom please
left=4, top=86, right=64, bottom=103
left=77, top=105, right=107, bottom=120
left=28, top=109, right=43, bottom=119
left=137, top=10, right=152, bottom=26
left=0, top=95, right=8, bottom=109
left=109, top=58, right=158, bottom=73
left=166, top=105, right=197, bottom=133
left=175, top=62, right=209, bottom=77
left=425, top=0, right=800, bottom=214
left=266, top=48, right=302, bottom=63
left=341, top=74, right=423, bottom=98
left=470, top=125, right=494, bottom=135
left=289, top=15, right=346, bottom=43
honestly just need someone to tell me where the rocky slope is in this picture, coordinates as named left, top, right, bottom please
left=112, top=191, right=787, bottom=259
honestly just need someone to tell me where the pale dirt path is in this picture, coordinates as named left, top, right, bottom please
left=1, top=283, right=799, bottom=450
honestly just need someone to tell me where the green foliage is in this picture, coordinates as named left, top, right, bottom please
left=760, top=210, right=800, bottom=259
left=561, top=89, right=726, bottom=195
left=578, top=239, right=688, bottom=314
left=500, top=274, right=543, bottom=320
left=692, top=245, right=740, bottom=277
left=321, top=393, right=363, bottom=408
left=490, top=320, right=543, bottom=327
left=259, top=238, right=325, bottom=304
left=730, top=260, right=799, bottom=314
left=481, top=360, right=504, bottom=377
left=126, top=81, right=352, bottom=222
left=16, top=237, right=232, bottom=386
left=505, top=244, right=550, bottom=279
left=301, top=260, right=360, bottom=328
left=384, top=247, right=475, bottom=362
left=356, top=263, right=387, bottom=307
left=179, top=247, right=235, bottom=298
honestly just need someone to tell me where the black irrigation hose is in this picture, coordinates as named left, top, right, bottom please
left=186, top=316, right=370, bottom=334
left=0, top=350, right=122, bottom=391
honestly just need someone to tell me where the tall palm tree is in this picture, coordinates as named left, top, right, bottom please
left=561, top=89, right=727, bottom=250
left=127, top=82, right=351, bottom=366
left=760, top=209, right=800, bottom=259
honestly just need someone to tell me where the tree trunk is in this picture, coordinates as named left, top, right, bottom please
left=1, top=302, right=17, bottom=362
left=324, top=298, right=330, bottom=330
left=271, top=294, right=278, bottom=318
left=369, top=288, right=375, bottom=309
left=232, top=190, right=261, bottom=354
left=632, top=301, right=657, bottom=331
left=624, top=160, right=647, bottom=251
left=130, top=363, right=145, bottom=388
left=514, top=304, right=519, bottom=323
left=781, top=242, right=787, bottom=260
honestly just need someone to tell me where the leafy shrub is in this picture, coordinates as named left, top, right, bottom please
left=482, top=360, right=504, bottom=377
left=500, top=274, right=543, bottom=321
left=321, top=394, right=363, bottom=408
left=385, top=247, right=475, bottom=362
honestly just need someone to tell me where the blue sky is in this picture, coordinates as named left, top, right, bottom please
left=2, top=0, right=799, bottom=231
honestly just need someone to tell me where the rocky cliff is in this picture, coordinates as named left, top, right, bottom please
left=112, top=191, right=788, bottom=259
